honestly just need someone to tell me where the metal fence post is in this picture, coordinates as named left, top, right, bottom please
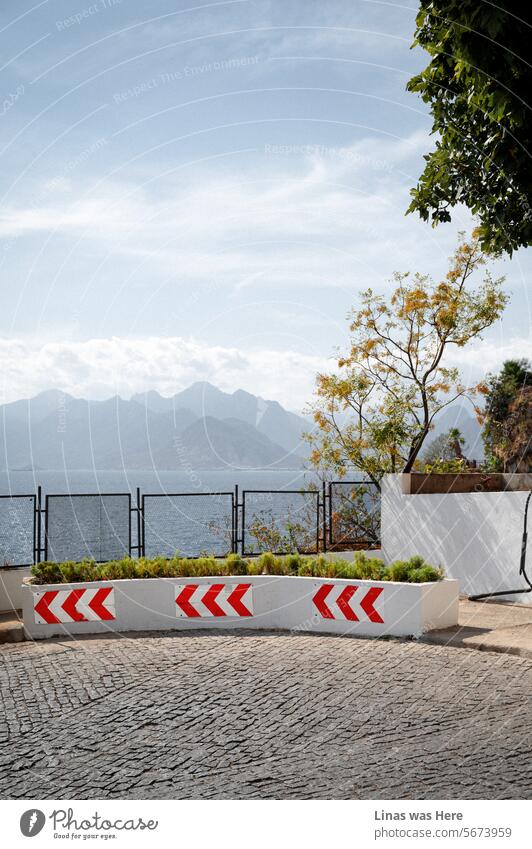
left=35, top=485, right=42, bottom=564
left=240, top=488, right=245, bottom=556
left=316, top=489, right=321, bottom=554
left=328, top=482, right=333, bottom=548
left=136, top=487, right=142, bottom=559
left=233, top=484, right=238, bottom=553
left=321, top=481, right=327, bottom=553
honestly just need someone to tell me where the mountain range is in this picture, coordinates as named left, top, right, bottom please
left=0, top=382, right=309, bottom=471
left=0, top=381, right=483, bottom=472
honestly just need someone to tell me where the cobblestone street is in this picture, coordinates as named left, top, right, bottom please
left=1, top=631, right=531, bottom=799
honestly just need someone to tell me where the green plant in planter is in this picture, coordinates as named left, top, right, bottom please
left=353, top=551, right=386, bottom=580
left=223, top=552, right=249, bottom=575
left=256, top=551, right=299, bottom=575
left=384, top=559, right=412, bottom=583
left=257, top=551, right=277, bottom=574
left=297, top=559, right=314, bottom=577
left=284, top=553, right=303, bottom=575
left=30, top=551, right=444, bottom=584
left=383, top=555, right=443, bottom=583
left=407, top=564, right=444, bottom=583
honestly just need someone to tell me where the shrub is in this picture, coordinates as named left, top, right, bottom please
left=284, top=553, right=303, bottom=575
left=324, top=552, right=386, bottom=581
left=245, top=559, right=263, bottom=576
left=297, top=559, right=315, bottom=577
left=223, top=553, right=248, bottom=575
left=382, top=555, right=443, bottom=584
left=30, top=551, right=443, bottom=584
left=383, top=559, right=411, bottom=583
left=314, top=555, right=332, bottom=577
left=257, top=552, right=279, bottom=574
left=31, top=561, right=64, bottom=585
left=406, top=564, right=444, bottom=583
left=295, top=555, right=333, bottom=577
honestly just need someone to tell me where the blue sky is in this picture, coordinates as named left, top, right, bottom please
left=0, top=0, right=530, bottom=411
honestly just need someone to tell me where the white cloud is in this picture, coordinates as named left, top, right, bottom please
left=0, top=131, right=473, bottom=293
left=0, top=335, right=329, bottom=413
left=445, top=336, right=532, bottom=381
left=1, top=332, right=528, bottom=413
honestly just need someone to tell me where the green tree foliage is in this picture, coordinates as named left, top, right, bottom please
left=407, top=1, right=532, bottom=254
left=482, top=359, right=532, bottom=469
left=305, top=234, right=508, bottom=481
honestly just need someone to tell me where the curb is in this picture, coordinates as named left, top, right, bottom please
left=0, top=620, right=24, bottom=643
left=421, top=630, right=532, bottom=661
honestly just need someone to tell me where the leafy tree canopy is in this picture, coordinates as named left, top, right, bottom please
left=482, top=358, right=532, bottom=468
left=305, top=234, right=508, bottom=483
left=407, top=1, right=532, bottom=254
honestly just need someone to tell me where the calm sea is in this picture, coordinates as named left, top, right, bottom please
left=0, top=469, right=324, bottom=563
left=0, top=468, right=318, bottom=497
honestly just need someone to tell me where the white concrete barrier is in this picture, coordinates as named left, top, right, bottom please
left=22, top=574, right=458, bottom=640
left=381, top=474, right=532, bottom=604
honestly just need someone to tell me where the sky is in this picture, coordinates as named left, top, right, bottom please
left=0, top=0, right=530, bottom=413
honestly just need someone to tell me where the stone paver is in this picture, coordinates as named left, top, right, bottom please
left=0, top=631, right=531, bottom=799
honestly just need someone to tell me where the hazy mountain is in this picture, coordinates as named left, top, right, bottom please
left=0, top=385, right=483, bottom=471
left=176, top=417, right=302, bottom=469
left=133, top=381, right=309, bottom=456
left=0, top=385, right=306, bottom=471
left=0, top=388, right=71, bottom=426
left=429, top=404, right=484, bottom=460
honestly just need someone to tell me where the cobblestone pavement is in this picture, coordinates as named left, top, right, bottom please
left=1, top=631, right=531, bottom=799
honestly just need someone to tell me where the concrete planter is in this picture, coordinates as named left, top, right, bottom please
left=401, top=472, right=532, bottom=495
left=22, top=574, right=458, bottom=640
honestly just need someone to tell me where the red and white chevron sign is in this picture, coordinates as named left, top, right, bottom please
left=312, top=583, right=384, bottom=624
left=175, top=583, right=253, bottom=618
left=34, top=587, right=115, bottom=625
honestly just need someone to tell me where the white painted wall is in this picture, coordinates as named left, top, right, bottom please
left=381, top=475, right=532, bottom=604
left=0, top=568, right=31, bottom=612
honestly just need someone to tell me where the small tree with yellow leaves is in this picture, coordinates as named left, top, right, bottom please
left=306, top=233, right=508, bottom=484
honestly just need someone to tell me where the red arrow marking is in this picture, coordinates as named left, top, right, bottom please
left=360, top=586, right=384, bottom=623
left=313, top=584, right=335, bottom=619
left=61, top=588, right=88, bottom=622
left=202, top=584, right=226, bottom=616
left=176, top=584, right=200, bottom=617
left=336, top=585, right=359, bottom=621
left=34, top=590, right=61, bottom=625
left=227, top=584, right=252, bottom=616
left=88, top=587, right=115, bottom=621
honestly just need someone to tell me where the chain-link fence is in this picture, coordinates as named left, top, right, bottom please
left=328, top=481, right=380, bottom=549
left=241, top=490, right=320, bottom=555
left=45, top=494, right=131, bottom=563
left=0, top=495, right=36, bottom=567
left=142, top=492, right=234, bottom=558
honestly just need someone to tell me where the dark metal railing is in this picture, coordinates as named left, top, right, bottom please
left=0, top=480, right=380, bottom=567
